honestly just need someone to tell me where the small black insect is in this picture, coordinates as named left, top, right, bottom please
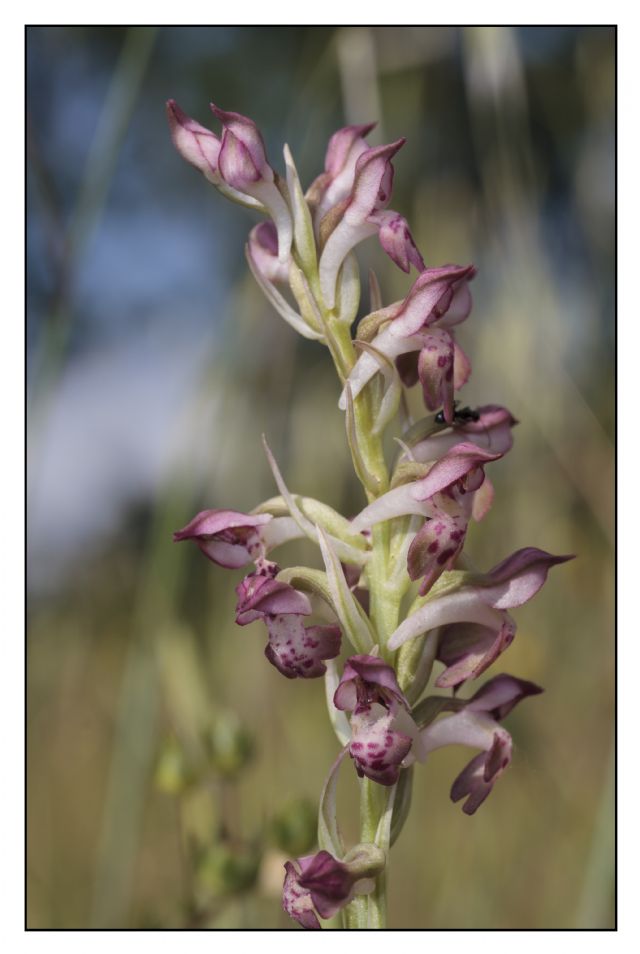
left=434, top=401, right=480, bottom=426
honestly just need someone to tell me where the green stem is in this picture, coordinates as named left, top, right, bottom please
left=316, top=292, right=399, bottom=929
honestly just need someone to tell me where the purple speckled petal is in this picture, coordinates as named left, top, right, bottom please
left=282, top=861, right=321, bottom=929
left=417, top=328, right=456, bottom=419
left=476, top=547, right=575, bottom=609
left=173, top=509, right=272, bottom=568
left=410, top=443, right=503, bottom=503
left=468, top=673, right=543, bottom=720
left=333, top=654, right=409, bottom=713
left=265, top=617, right=341, bottom=679
left=235, top=573, right=312, bottom=625
left=372, top=210, right=425, bottom=273
left=407, top=507, right=468, bottom=596
left=349, top=705, right=412, bottom=786
left=450, top=728, right=512, bottom=815
left=435, top=615, right=517, bottom=688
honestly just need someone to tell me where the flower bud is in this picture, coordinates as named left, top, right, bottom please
left=154, top=735, right=193, bottom=795
left=271, top=798, right=317, bottom=856
left=195, top=840, right=261, bottom=898
left=205, top=712, right=254, bottom=779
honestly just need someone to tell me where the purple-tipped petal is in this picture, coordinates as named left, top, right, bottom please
left=312, top=123, right=377, bottom=220
left=166, top=100, right=221, bottom=182
left=468, top=673, right=543, bottom=720
left=450, top=729, right=512, bottom=815
left=333, top=654, right=409, bottom=713
left=349, top=705, right=412, bottom=786
left=347, top=140, right=405, bottom=221
left=296, top=851, right=356, bottom=920
left=435, top=616, right=517, bottom=688
left=210, top=104, right=271, bottom=185
left=373, top=211, right=425, bottom=273
left=235, top=573, right=312, bottom=625
left=319, top=139, right=405, bottom=308
left=411, top=443, right=502, bottom=503
left=477, top=547, right=575, bottom=609
left=173, top=508, right=272, bottom=568
left=282, top=861, right=321, bottom=929
left=388, top=265, right=477, bottom=339
left=325, top=123, right=377, bottom=179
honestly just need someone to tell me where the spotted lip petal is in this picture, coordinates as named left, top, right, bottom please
left=235, top=573, right=341, bottom=679
left=349, top=705, right=412, bottom=786
left=282, top=861, right=321, bottom=930
left=265, top=618, right=341, bottom=679
left=407, top=506, right=468, bottom=596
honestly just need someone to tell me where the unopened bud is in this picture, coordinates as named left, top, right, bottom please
left=206, top=713, right=254, bottom=779
left=271, top=797, right=317, bottom=856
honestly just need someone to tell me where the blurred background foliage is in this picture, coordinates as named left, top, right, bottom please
left=27, top=25, right=614, bottom=929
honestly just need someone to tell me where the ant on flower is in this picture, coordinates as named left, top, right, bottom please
left=434, top=401, right=481, bottom=426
